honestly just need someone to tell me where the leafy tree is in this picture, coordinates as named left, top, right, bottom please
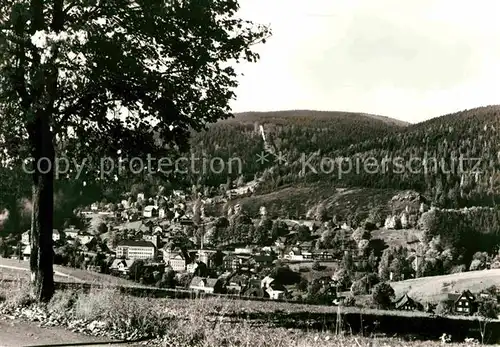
left=367, top=250, right=378, bottom=272
left=97, top=222, right=108, bottom=235
left=367, top=206, right=384, bottom=226
left=269, top=265, right=301, bottom=285
left=435, top=299, right=453, bottom=316
left=0, top=0, right=269, bottom=301
left=0, top=237, right=11, bottom=257
left=351, top=227, right=370, bottom=243
left=371, top=282, right=395, bottom=309
left=297, top=277, right=308, bottom=292
left=470, top=259, right=485, bottom=271
left=311, top=260, right=322, bottom=271
left=128, top=259, right=145, bottom=282
left=378, top=246, right=411, bottom=281
left=450, top=264, right=466, bottom=273
left=295, top=225, right=311, bottom=242
left=477, top=298, right=498, bottom=319
left=342, top=250, right=354, bottom=272
left=158, top=267, right=176, bottom=289
left=332, top=268, right=351, bottom=290
left=177, top=273, right=194, bottom=288
left=350, top=273, right=379, bottom=295
left=271, top=220, right=289, bottom=240
left=418, top=210, right=439, bottom=242
left=192, top=197, right=202, bottom=226
left=314, top=202, right=328, bottom=222
left=343, top=295, right=356, bottom=307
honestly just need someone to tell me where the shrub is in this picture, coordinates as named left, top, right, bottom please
left=48, top=290, right=79, bottom=315
left=477, top=298, right=498, bottom=319
left=450, top=264, right=467, bottom=273
left=311, top=261, right=322, bottom=271
left=343, top=295, right=356, bottom=307
left=371, top=282, right=394, bottom=309
left=435, top=300, right=453, bottom=316
left=0, top=282, right=34, bottom=309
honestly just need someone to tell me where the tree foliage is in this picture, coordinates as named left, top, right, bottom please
left=0, top=0, right=269, bottom=301
left=371, top=282, right=395, bottom=310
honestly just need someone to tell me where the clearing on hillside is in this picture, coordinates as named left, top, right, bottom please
left=391, top=269, right=500, bottom=304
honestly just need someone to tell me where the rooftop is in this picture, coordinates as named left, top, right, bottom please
left=117, top=240, right=156, bottom=248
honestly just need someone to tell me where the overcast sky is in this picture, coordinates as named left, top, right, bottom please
left=230, top=0, right=500, bottom=123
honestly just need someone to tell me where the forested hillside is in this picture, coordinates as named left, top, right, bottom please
left=188, top=110, right=408, bottom=188
left=2, top=106, right=500, bottom=235
left=190, top=106, right=500, bottom=210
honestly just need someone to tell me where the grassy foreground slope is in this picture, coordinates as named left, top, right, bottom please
left=391, top=269, right=500, bottom=304
left=0, top=283, right=493, bottom=346
left=0, top=257, right=137, bottom=286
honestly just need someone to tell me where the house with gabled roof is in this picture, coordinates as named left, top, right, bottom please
left=452, top=290, right=477, bottom=315
left=393, top=294, right=423, bottom=311
left=189, top=276, right=224, bottom=294
left=261, top=275, right=287, bottom=300
left=22, top=229, right=60, bottom=245
left=143, top=205, right=159, bottom=218
left=63, top=225, right=80, bottom=239
left=110, top=259, right=135, bottom=274
left=253, top=254, right=274, bottom=268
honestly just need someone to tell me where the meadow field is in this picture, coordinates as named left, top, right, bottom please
left=391, top=268, right=500, bottom=304
left=0, top=282, right=495, bottom=346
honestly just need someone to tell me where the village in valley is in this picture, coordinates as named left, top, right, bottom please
left=4, top=180, right=499, bottom=320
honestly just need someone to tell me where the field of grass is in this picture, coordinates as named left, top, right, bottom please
left=0, top=282, right=493, bottom=346
left=0, top=257, right=138, bottom=286
left=391, top=268, right=500, bottom=304
left=371, top=228, right=422, bottom=248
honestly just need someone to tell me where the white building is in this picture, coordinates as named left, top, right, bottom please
left=76, top=234, right=95, bottom=245
left=172, top=190, right=185, bottom=199
left=22, top=245, right=31, bottom=261
left=63, top=226, right=80, bottom=239
left=143, top=205, right=158, bottom=218
left=187, top=262, right=198, bottom=273
left=158, top=208, right=166, bottom=219
left=21, top=231, right=30, bottom=245
left=116, top=240, right=156, bottom=260
left=234, top=247, right=253, bottom=255
left=167, top=253, right=186, bottom=272
left=22, top=229, right=61, bottom=245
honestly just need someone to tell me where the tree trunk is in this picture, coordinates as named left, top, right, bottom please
left=29, top=113, right=55, bottom=302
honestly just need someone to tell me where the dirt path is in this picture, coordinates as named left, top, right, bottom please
left=0, top=317, right=142, bottom=347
